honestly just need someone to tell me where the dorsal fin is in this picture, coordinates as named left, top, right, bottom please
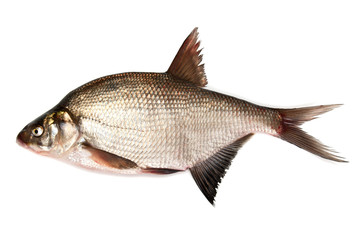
left=190, top=134, right=253, bottom=205
left=167, top=28, right=207, bottom=87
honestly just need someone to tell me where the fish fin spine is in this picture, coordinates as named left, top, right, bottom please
left=277, top=104, right=346, bottom=162
left=167, top=27, right=207, bottom=87
left=190, top=134, right=253, bottom=205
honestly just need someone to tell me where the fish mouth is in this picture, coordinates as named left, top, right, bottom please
left=16, top=131, right=50, bottom=156
left=16, top=132, right=30, bottom=149
left=16, top=131, right=36, bottom=153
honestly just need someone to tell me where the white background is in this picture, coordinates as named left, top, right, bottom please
left=1, top=1, right=358, bottom=239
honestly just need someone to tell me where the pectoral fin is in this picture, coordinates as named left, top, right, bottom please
left=190, top=134, right=253, bottom=205
left=83, top=145, right=138, bottom=169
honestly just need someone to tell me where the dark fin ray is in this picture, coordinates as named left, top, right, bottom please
left=83, top=145, right=138, bottom=169
left=279, top=104, right=342, bottom=125
left=142, top=167, right=182, bottom=174
left=279, top=125, right=346, bottom=162
left=277, top=105, right=346, bottom=162
left=167, top=27, right=207, bottom=87
left=190, top=134, right=253, bottom=205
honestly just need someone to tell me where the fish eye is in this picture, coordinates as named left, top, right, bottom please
left=32, top=126, right=43, bottom=137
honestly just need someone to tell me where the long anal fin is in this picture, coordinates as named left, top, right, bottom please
left=190, top=134, right=253, bottom=205
left=83, top=145, right=138, bottom=169
left=167, top=28, right=207, bottom=87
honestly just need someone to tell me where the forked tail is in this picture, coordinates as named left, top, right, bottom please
left=277, top=104, right=345, bottom=162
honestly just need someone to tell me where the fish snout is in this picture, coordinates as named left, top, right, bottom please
left=16, top=129, right=29, bottom=149
left=16, top=129, right=41, bottom=154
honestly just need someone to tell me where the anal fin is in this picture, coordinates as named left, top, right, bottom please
left=190, top=134, right=253, bottom=205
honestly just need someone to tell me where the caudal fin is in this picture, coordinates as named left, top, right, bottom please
left=277, top=104, right=346, bottom=162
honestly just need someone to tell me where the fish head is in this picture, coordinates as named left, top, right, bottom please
left=16, top=108, right=80, bottom=157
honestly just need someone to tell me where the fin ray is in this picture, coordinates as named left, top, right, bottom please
left=142, top=167, right=181, bottom=174
left=190, top=134, right=253, bottom=205
left=277, top=105, right=345, bottom=162
left=167, top=28, right=207, bottom=87
left=83, top=144, right=139, bottom=169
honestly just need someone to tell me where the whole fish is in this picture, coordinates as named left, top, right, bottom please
left=16, top=28, right=344, bottom=205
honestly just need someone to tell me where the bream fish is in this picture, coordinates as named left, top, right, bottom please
left=17, top=28, right=345, bottom=205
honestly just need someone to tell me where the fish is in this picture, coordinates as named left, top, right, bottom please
left=16, top=28, right=345, bottom=205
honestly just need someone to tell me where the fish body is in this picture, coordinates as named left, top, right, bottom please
left=17, top=28, right=344, bottom=204
left=61, top=72, right=279, bottom=170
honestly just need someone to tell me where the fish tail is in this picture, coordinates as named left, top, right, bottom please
left=276, top=104, right=346, bottom=162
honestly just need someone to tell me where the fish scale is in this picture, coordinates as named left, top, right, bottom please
left=60, top=72, right=279, bottom=169
left=17, top=28, right=344, bottom=205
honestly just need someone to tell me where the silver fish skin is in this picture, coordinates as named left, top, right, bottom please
left=59, top=72, right=279, bottom=170
left=17, top=28, right=344, bottom=204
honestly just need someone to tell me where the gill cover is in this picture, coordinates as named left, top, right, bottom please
left=51, top=109, right=80, bottom=154
left=17, top=108, right=79, bottom=156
